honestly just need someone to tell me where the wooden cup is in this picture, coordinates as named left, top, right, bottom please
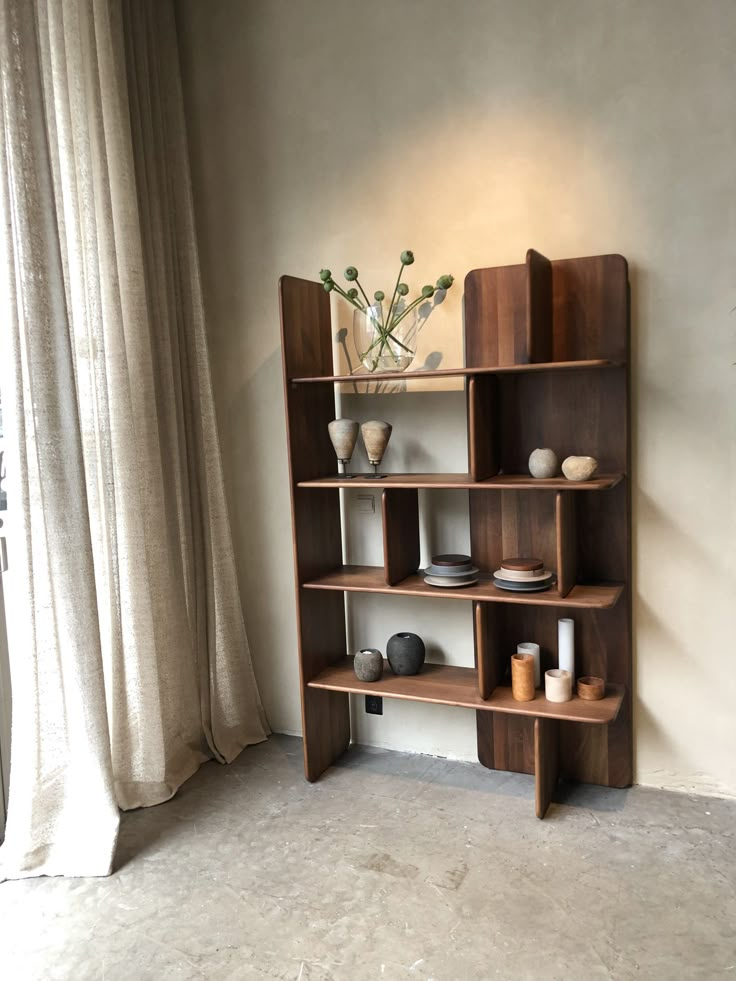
left=577, top=676, right=605, bottom=700
left=511, top=653, right=536, bottom=701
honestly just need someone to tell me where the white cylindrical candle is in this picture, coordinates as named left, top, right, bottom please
left=517, top=642, right=540, bottom=688
left=545, top=668, right=572, bottom=702
left=558, top=618, right=575, bottom=683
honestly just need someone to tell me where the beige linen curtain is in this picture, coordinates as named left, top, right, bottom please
left=0, top=0, right=268, bottom=880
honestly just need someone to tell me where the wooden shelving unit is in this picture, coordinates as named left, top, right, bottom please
left=279, top=247, right=632, bottom=818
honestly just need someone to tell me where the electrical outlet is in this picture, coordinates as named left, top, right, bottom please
left=356, top=494, right=375, bottom=514
left=365, top=694, right=383, bottom=715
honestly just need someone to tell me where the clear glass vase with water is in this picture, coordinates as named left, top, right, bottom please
left=353, top=301, right=418, bottom=373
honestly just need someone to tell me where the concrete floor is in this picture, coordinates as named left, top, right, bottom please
left=1, top=735, right=734, bottom=981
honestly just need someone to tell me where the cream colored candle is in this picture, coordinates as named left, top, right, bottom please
left=545, top=668, right=572, bottom=702
left=517, top=642, right=540, bottom=688
left=558, top=618, right=575, bottom=683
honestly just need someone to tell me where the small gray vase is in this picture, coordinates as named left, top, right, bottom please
left=386, top=632, right=425, bottom=676
left=354, top=648, right=383, bottom=682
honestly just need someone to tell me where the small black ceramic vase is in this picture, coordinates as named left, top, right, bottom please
left=386, top=632, right=425, bottom=676
left=354, top=648, right=383, bottom=682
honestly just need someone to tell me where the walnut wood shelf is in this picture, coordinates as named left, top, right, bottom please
left=308, top=659, right=624, bottom=725
left=303, top=566, right=624, bottom=610
left=298, top=473, right=624, bottom=491
left=279, top=248, right=632, bottom=818
left=290, top=358, right=620, bottom=384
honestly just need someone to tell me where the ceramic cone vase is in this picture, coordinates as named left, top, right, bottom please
left=328, top=419, right=359, bottom=463
left=361, top=420, right=392, bottom=465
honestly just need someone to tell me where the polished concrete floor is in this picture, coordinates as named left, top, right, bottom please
left=1, top=734, right=734, bottom=980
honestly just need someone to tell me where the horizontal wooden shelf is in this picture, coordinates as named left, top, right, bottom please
left=303, top=566, right=624, bottom=610
left=298, top=473, right=624, bottom=491
left=308, top=659, right=624, bottom=724
left=290, top=359, right=621, bottom=384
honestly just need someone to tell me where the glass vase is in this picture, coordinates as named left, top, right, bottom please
left=353, top=302, right=418, bottom=373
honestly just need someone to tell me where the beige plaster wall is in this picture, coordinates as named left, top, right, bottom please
left=176, top=0, right=736, bottom=797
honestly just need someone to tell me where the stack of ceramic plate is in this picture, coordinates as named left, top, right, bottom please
left=424, top=553, right=479, bottom=588
left=493, top=557, right=555, bottom=592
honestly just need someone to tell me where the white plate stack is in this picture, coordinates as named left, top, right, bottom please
left=493, top=557, right=555, bottom=592
left=424, top=553, right=479, bottom=588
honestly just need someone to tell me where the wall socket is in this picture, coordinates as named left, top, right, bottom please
left=356, top=494, right=375, bottom=514
left=365, top=694, right=383, bottom=715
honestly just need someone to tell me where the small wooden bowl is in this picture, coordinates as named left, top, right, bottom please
left=577, top=676, right=605, bottom=700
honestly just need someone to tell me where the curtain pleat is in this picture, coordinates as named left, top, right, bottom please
left=0, top=0, right=120, bottom=878
left=0, top=0, right=268, bottom=880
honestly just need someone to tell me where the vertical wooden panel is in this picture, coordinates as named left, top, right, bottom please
left=493, top=714, right=536, bottom=775
left=555, top=491, right=578, bottom=598
left=469, top=492, right=502, bottom=573
left=526, top=248, right=553, bottom=363
left=280, top=276, right=350, bottom=781
left=464, top=264, right=527, bottom=366
left=478, top=711, right=538, bottom=774
left=469, top=492, right=557, bottom=574
left=299, top=590, right=351, bottom=782
left=467, top=376, right=500, bottom=480
left=577, top=480, right=628, bottom=582
left=498, top=370, right=627, bottom=474
left=500, top=491, right=557, bottom=570
left=474, top=601, right=504, bottom=700
left=293, top=488, right=341, bottom=582
left=551, top=254, right=629, bottom=363
left=535, top=717, right=560, bottom=818
left=382, top=489, right=420, bottom=585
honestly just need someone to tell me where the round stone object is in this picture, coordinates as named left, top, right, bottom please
left=528, top=447, right=559, bottom=478
left=386, top=632, right=425, bottom=676
left=561, top=455, right=598, bottom=481
left=354, top=648, right=383, bottom=682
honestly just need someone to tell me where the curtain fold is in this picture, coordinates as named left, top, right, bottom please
left=0, top=0, right=268, bottom=880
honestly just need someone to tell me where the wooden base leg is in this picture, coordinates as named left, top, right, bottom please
left=534, top=717, right=560, bottom=818
left=302, top=688, right=350, bottom=782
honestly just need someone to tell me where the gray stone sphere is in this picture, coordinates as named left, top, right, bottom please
left=528, top=447, right=559, bottom=478
left=354, top=648, right=383, bottom=682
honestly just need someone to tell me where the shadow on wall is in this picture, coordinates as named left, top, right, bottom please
left=226, top=349, right=297, bottom=727
left=633, top=485, right=736, bottom=794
